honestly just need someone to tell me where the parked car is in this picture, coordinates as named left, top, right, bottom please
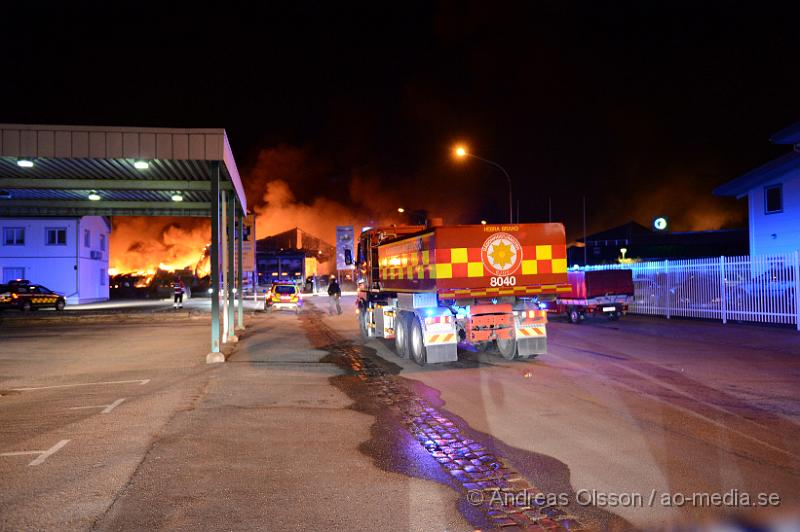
left=735, top=267, right=795, bottom=298
left=669, top=273, right=721, bottom=309
left=727, top=267, right=796, bottom=307
left=0, top=280, right=66, bottom=311
left=631, top=278, right=660, bottom=306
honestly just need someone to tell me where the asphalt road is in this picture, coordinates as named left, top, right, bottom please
left=1, top=297, right=798, bottom=530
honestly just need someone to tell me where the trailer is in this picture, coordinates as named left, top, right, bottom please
left=550, top=269, right=634, bottom=324
left=355, top=223, right=570, bottom=365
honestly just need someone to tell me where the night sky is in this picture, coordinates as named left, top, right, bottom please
left=3, top=2, right=800, bottom=241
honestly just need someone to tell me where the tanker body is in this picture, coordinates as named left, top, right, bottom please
left=355, top=223, right=570, bottom=365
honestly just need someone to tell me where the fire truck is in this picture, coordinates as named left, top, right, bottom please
left=355, top=222, right=571, bottom=365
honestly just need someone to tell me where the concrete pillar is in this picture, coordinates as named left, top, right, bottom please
left=221, top=191, right=229, bottom=342
left=236, top=203, right=245, bottom=331
left=206, top=161, right=224, bottom=363
left=226, top=189, right=237, bottom=342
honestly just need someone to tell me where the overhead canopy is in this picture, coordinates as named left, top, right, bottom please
left=0, top=124, right=246, bottom=217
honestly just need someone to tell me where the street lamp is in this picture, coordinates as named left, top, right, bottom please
left=452, top=144, right=513, bottom=224
left=397, top=207, right=405, bottom=213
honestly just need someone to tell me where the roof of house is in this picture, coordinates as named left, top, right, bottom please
left=771, top=121, right=800, bottom=144
left=714, top=150, right=800, bottom=198
left=578, top=221, right=652, bottom=244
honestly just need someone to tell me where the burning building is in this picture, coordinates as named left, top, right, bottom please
left=255, top=227, right=335, bottom=287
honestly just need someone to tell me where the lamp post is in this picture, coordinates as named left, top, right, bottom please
left=453, top=145, right=513, bottom=224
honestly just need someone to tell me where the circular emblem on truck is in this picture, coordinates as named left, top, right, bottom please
left=481, top=232, right=523, bottom=276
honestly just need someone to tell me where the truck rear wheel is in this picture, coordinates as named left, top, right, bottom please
left=568, top=307, right=581, bottom=324
left=409, top=316, right=427, bottom=366
left=496, top=335, right=517, bottom=360
left=358, top=306, right=369, bottom=338
left=394, top=312, right=409, bottom=358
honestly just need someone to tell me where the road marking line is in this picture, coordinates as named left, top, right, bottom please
left=1, top=439, right=70, bottom=466
left=69, top=397, right=127, bottom=414
left=102, top=398, right=126, bottom=413
left=13, top=379, right=150, bottom=391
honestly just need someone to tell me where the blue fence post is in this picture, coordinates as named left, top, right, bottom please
left=720, top=256, right=727, bottom=324
left=794, top=250, right=800, bottom=332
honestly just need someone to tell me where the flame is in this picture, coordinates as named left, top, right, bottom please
left=110, top=217, right=210, bottom=278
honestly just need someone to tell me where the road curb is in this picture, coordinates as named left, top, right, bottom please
left=0, top=311, right=196, bottom=326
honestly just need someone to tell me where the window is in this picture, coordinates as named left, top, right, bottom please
left=46, top=227, right=67, bottom=246
left=2, top=267, right=25, bottom=283
left=100, top=269, right=106, bottom=285
left=274, top=285, right=296, bottom=295
left=84, top=229, right=91, bottom=248
left=765, top=184, right=783, bottom=214
left=99, top=233, right=106, bottom=251
left=3, top=227, right=25, bottom=246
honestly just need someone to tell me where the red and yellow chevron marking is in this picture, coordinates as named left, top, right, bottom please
left=517, top=326, right=546, bottom=337
left=379, top=244, right=567, bottom=281
left=438, top=284, right=572, bottom=299
left=426, top=333, right=456, bottom=345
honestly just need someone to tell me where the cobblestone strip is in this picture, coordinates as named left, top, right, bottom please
left=305, top=313, right=585, bottom=531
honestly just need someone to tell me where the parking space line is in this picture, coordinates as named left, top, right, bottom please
left=13, top=379, right=150, bottom=391
left=1, top=439, right=70, bottom=466
left=70, top=398, right=126, bottom=414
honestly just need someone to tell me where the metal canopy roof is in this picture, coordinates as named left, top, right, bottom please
left=0, top=124, right=247, bottom=217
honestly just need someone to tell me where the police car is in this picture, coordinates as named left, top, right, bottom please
left=265, top=281, right=302, bottom=313
left=0, top=279, right=66, bottom=311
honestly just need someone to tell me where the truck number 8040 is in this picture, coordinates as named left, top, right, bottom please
left=490, top=276, right=517, bottom=287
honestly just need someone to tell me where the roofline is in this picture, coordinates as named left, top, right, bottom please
left=0, top=123, right=226, bottom=135
left=714, top=151, right=800, bottom=198
left=0, top=123, right=246, bottom=212
left=770, top=121, right=800, bottom=145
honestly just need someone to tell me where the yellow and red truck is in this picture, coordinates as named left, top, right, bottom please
left=355, top=222, right=570, bottom=365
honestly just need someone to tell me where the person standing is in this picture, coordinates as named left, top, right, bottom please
left=172, top=277, right=185, bottom=309
left=327, top=276, right=342, bottom=315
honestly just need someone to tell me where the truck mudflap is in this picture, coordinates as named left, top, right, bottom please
left=515, top=310, right=548, bottom=358
left=422, top=320, right=458, bottom=364
left=516, top=333, right=547, bottom=358
left=424, top=343, right=458, bottom=364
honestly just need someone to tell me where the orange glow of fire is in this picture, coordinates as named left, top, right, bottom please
left=110, top=218, right=211, bottom=280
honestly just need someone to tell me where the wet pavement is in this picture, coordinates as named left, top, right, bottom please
left=2, top=295, right=799, bottom=531
left=302, top=308, right=625, bottom=530
left=323, top=297, right=800, bottom=530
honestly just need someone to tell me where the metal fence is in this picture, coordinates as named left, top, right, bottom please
left=583, top=251, right=800, bottom=329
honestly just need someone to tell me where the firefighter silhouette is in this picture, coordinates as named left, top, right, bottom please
left=172, top=278, right=185, bottom=309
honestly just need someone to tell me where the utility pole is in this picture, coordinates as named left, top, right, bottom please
left=582, top=195, right=587, bottom=266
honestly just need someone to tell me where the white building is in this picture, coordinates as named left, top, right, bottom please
left=715, top=122, right=800, bottom=256
left=0, top=216, right=110, bottom=304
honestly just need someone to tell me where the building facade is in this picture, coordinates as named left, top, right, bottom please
left=715, top=122, right=800, bottom=256
left=0, top=216, right=110, bottom=304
